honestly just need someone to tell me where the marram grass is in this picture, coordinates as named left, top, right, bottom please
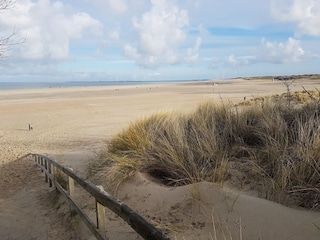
left=91, top=91, right=320, bottom=209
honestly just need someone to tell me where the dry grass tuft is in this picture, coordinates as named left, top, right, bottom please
left=91, top=90, right=320, bottom=208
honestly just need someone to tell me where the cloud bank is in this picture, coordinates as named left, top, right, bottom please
left=213, top=37, right=306, bottom=68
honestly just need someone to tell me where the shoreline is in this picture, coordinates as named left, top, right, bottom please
left=1, top=72, right=319, bottom=91
left=0, top=79, right=212, bottom=91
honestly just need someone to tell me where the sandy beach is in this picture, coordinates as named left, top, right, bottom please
left=1, top=77, right=320, bottom=239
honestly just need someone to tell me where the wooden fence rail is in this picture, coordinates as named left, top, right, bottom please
left=32, top=153, right=169, bottom=240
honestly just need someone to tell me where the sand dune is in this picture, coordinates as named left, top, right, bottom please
left=116, top=173, right=320, bottom=240
left=1, top=78, right=320, bottom=239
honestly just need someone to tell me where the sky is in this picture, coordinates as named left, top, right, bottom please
left=0, top=0, right=320, bottom=82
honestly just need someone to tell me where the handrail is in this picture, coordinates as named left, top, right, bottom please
left=32, top=153, right=169, bottom=240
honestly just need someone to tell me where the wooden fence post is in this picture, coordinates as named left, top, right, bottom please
left=52, top=165, right=56, bottom=180
left=44, top=159, right=48, bottom=183
left=40, top=157, right=44, bottom=172
left=48, top=161, right=52, bottom=187
left=67, top=168, right=75, bottom=215
left=96, top=186, right=106, bottom=237
left=68, top=168, right=74, bottom=198
left=52, top=165, right=58, bottom=190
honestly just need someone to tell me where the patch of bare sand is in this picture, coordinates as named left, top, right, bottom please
left=113, top=173, right=320, bottom=240
left=0, top=155, right=85, bottom=239
left=1, top=78, right=320, bottom=239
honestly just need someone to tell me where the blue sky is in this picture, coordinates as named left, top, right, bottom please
left=0, top=0, right=319, bottom=82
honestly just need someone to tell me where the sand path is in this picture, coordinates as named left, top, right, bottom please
left=1, top=78, right=320, bottom=239
left=0, top=154, right=90, bottom=240
left=0, top=155, right=51, bottom=239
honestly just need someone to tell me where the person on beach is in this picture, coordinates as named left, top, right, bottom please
left=28, top=124, right=33, bottom=131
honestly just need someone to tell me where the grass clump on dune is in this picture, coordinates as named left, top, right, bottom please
left=104, top=111, right=230, bottom=186
left=92, top=91, right=320, bottom=209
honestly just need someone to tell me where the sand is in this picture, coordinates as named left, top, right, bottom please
left=0, top=78, right=320, bottom=239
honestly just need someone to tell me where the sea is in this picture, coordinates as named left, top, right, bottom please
left=0, top=80, right=206, bottom=91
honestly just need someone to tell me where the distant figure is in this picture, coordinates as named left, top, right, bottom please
left=28, top=124, right=33, bottom=131
left=244, top=96, right=246, bottom=101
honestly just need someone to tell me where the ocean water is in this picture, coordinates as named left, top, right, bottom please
left=0, top=80, right=202, bottom=91
left=0, top=81, right=157, bottom=91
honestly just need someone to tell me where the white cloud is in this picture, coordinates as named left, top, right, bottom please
left=223, top=55, right=254, bottom=68
left=271, top=0, right=320, bottom=36
left=84, top=0, right=129, bottom=14
left=147, top=72, right=161, bottom=77
left=257, top=37, right=306, bottom=64
left=124, top=44, right=140, bottom=59
left=185, top=36, right=202, bottom=64
left=108, top=29, right=120, bottom=41
left=123, top=0, right=191, bottom=68
left=227, top=54, right=237, bottom=66
left=0, top=0, right=102, bottom=60
left=212, top=37, right=307, bottom=68
left=107, top=0, right=128, bottom=14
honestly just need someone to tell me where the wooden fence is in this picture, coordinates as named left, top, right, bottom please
left=32, top=153, right=169, bottom=240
